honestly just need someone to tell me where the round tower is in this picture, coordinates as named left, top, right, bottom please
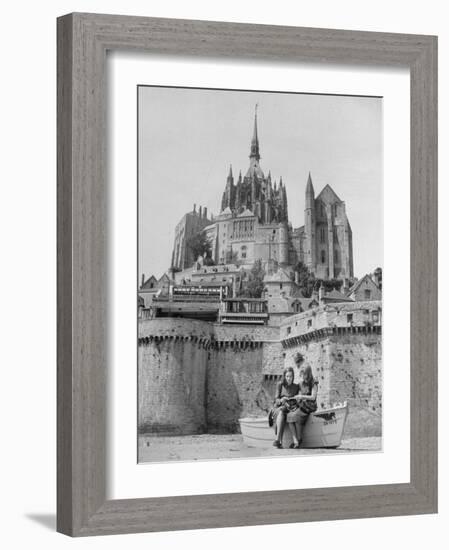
left=278, top=222, right=289, bottom=265
left=304, top=172, right=316, bottom=270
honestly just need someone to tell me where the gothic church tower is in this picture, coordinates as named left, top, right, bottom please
left=220, top=106, right=289, bottom=224
left=303, top=173, right=353, bottom=280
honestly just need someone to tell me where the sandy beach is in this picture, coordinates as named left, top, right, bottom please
left=138, top=433, right=382, bottom=463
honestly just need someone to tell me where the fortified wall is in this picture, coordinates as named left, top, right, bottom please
left=138, top=318, right=281, bottom=434
left=138, top=300, right=382, bottom=437
left=280, top=301, right=382, bottom=437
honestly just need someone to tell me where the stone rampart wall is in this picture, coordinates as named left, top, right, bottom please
left=138, top=315, right=382, bottom=438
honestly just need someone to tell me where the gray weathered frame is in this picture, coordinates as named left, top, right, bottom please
left=57, top=12, right=438, bottom=537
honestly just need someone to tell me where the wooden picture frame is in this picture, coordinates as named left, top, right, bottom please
left=57, top=12, right=437, bottom=536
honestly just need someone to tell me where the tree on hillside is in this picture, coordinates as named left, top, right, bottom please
left=186, top=231, right=213, bottom=265
left=227, top=250, right=239, bottom=265
left=238, top=259, right=265, bottom=298
left=316, top=278, right=344, bottom=292
left=293, top=261, right=316, bottom=297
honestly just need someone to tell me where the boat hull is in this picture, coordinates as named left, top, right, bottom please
left=239, top=402, right=349, bottom=449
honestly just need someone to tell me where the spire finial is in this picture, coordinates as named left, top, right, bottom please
left=228, top=164, right=233, bottom=179
left=249, top=104, right=260, bottom=161
left=306, top=171, right=315, bottom=197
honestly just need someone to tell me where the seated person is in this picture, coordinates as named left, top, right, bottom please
left=272, top=367, right=300, bottom=448
left=286, top=363, right=318, bottom=447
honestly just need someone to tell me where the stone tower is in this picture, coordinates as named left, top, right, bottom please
left=171, top=204, right=211, bottom=270
left=304, top=172, right=316, bottom=270
left=303, top=176, right=353, bottom=280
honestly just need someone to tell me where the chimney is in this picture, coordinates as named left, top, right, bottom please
left=141, top=273, right=145, bottom=288
left=193, top=203, right=196, bottom=214
left=203, top=207, right=208, bottom=219
left=373, top=267, right=382, bottom=290
left=199, top=205, right=202, bottom=218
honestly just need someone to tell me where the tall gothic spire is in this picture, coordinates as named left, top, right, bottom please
left=249, top=103, right=260, bottom=161
left=306, top=171, right=315, bottom=197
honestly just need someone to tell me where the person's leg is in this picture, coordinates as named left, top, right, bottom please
left=274, top=411, right=286, bottom=447
left=295, top=415, right=307, bottom=447
left=287, top=422, right=299, bottom=447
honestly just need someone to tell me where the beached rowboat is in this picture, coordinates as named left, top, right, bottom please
left=239, top=402, right=349, bottom=449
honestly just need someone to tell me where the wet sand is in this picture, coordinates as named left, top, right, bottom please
left=138, top=433, right=382, bottom=463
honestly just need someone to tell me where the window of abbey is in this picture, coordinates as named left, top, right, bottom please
left=320, top=226, right=325, bottom=243
left=232, top=219, right=255, bottom=239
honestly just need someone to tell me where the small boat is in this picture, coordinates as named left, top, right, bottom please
left=239, top=402, right=349, bottom=449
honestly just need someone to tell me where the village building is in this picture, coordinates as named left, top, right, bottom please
left=347, top=273, right=382, bottom=302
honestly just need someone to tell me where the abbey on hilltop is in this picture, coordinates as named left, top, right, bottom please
left=171, top=106, right=354, bottom=281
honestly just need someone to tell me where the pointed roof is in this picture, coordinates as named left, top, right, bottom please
left=316, top=184, right=342, bottom=204
left=348, top=274, right=380, bottom=296
left=245, top=105, right=264, bottom=179
left=227, top=164, right=233, bottom=179
left=246, top=160, right=265, bottom=179
left=323, top=289, right=354, bottom=302
left=141, top=275, right=158, bottom=289
left=249, top=104, right=260, bottom=161
left=306, top=172, right=315, bottom=196
left=217, top=206, right=233, bottom=219
left=264, top=267, right=292, bottom=283
left=238, top=208, right=255, bottom=218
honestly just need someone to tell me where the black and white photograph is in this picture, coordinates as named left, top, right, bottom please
left=137, top=85, right=383, bottom=463
left=1, top=0, right=442, bottom=544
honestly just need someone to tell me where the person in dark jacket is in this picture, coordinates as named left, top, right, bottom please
left=272, top=367, right=300, bottom=448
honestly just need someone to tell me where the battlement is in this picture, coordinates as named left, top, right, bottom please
left=281, top=324, right=381, bottom=349
left=138, top=317, right=280, bottom=348
left=280, top=300, right=382, bottom=341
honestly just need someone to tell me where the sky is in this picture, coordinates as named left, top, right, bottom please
left=138, top=85, right=383, bottom=281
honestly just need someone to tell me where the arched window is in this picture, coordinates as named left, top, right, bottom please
left=320, top=227, right=325, bottom=243
left=334, top=250, right=339, bottom=264
left=321, top=250, right=326, bottom=263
